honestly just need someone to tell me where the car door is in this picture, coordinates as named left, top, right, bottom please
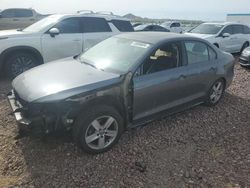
left=219, top=25, right=236, bottom=52
left=41, top=17, right=83, bottom=63
left=0, top=9, right=16, bottom=30
left=232, top=25, right=245, bottom=52
left=182, top=40, right=218, bottom=98
left=14, top=9, right=35, bottom=29
left=81, top=17, right=113, bottom=52
left=132, top=41, right=196, bottom=120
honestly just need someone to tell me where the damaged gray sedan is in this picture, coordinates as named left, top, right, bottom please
left=8, top=32, right=235, bottom=153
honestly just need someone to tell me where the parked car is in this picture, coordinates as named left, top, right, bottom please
left=186, top=22, right=250, bottom=53
left=161, top=21, right=183, bottom=33
left=239, top=46, right=250, bottom=68
left=0, top=12, right=134, bottom=78
left=8, top=32, right=235, bottom=154
left=134, top=24, right=169, bottom=32
left=0, top=8, right=47, bottom=30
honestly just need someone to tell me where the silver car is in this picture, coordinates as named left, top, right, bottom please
left=8, top=32, right=235, bottom=154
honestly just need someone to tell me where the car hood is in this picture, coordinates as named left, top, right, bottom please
left=0, top=29, right=35, bottom=38
left=12, top=57, right=121, bottom=103
left=184, top=32, right=214, bottom=39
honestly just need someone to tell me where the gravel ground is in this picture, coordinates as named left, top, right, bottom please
left=0, top=61, right=249, bottom=188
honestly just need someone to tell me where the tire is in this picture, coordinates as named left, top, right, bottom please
left=204, top=79, right=225, bottom=107
left=5, top=52, right=39, bottom=78
left=240, top=42, right=249, bottom=53
left=73, top=105, right=124, bottom=154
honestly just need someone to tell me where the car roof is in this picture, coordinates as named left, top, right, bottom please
left=53, top=13, right=129, bottom=21
left=116, top=32, right=193, bottom=44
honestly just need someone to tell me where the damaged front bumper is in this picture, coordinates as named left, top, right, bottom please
left=7, top=90, right=31, bottom=125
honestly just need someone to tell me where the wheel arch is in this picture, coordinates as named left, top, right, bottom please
left=0, top=46, right=44, bottom=72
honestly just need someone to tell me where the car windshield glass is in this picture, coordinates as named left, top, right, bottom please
left=79, top=37, right=151, bottom=73
left=189, top=24, right=224, bottom=34
left=23, top=15, right=62, bottom=32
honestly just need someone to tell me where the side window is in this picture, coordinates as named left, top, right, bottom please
left=15, top=9, right=33, bottom=17
left=110, top=20, right=134, bottom=32
left=232, top=25, right=243, bottom=34
left=82, top=17, right=111, bottom=33
left=208, top=47, right=217, bottom=60
left=55, top=18, right=81, bottom=33
left=142, top=42, right=181, bottom=74
left=184, top=41, right=209, bottom=64
left=175, top=23, right=181, bottom=27
left=1, top=9, right=15, bottom=18
left=243, top=26, right=250, bottom=34
left=221, top=26, right=233, bottom=35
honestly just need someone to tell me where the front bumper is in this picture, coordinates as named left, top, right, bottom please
left=7, top=90, right=31, bottom=125
left=239, top=55, right=250, bottom=67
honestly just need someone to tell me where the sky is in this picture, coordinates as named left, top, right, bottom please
left=1, top=0, right=250, bottom=21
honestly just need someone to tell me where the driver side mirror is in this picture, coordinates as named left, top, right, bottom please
left=222, top=33, right=230, bottom=38
left=49, top=28, right=60, bottom=37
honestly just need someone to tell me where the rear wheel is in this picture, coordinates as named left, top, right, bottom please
left=205, top=79, right=225, bottom=106
left=73, top=105, right=124, bottom=154
left=5, top=52, right=38, bottom=78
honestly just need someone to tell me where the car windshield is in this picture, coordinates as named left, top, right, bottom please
left=79, top=37, right=151, bottom=74
left=189, top=24, right=224, bottom=34
left=23, top=15, right=62, bottom=32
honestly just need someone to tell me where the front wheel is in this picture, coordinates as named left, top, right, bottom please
left=205, top=79, right=225, bottom=106
left=5, top=52, right=38, bottom=78
left=73, top=105, right=124, bottom=154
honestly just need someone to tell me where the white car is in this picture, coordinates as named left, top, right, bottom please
left=0, top=12, right=133, bottom=77
left=186, top=22, right=250, bottom=53
left=161, top=21, right=183, bottom=33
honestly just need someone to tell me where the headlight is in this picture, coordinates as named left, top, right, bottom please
left=242, top=49, right=250, bottom=56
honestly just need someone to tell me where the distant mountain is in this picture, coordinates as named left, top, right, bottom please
left=123, top=13, right=143, bottom=20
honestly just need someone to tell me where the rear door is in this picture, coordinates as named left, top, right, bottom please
left=81, top=17, right=113, bottom=51
left=182, top=40, right=218, bottom=98
left=41, top=17, right=83, bottom=62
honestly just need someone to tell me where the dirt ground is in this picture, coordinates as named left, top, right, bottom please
left=0, top=62, right=249, bottom=188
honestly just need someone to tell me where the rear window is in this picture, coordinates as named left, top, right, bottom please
left=110, top=20, right=134, bottom=32
left=82, top=17, right=111, bottom=33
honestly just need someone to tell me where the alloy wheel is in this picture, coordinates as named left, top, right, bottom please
left=85, top=116, right=118, bottom=150
left=210, top=81, right=224, bottom=104
left=11, top=56, right=36, bottom=77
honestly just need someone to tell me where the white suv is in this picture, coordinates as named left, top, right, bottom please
left=0, top=12, right=133, bottom=77
left=186, top=22, right=250, bottom=53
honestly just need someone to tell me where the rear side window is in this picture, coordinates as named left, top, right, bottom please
left=15, top=9, right=33, bottom=17
left=184, top=41, right=209, bottom=64
left=82, top=17, right=111, bottom=33
left=55, top=18, right=81, bottom=33
left=243, top=26, right=250, bottom=34
left=232, top=25, right=243, bottom=34
left=110, top=20, right=134, bottom=32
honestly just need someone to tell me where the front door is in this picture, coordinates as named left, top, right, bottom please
left=133, top=41, right=190, bottom=120
left=41, top=17, right=83, bottom=63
